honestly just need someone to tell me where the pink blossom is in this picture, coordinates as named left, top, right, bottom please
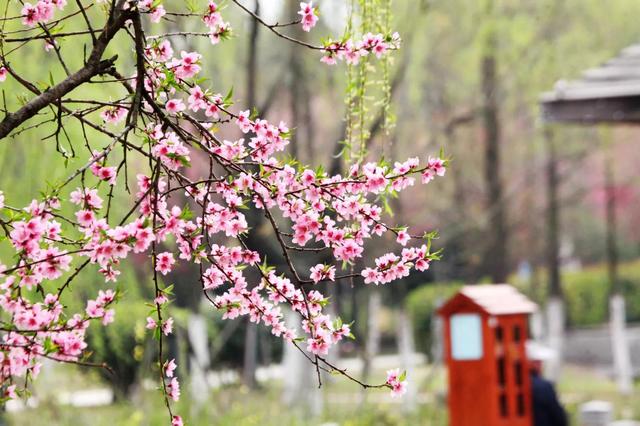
left=21, top=3, right=39, bottom=26
left=42, top=39, right=55, bottom=52
left=97, top=166, right=117, bottom=185
left=155, top=252, right=175, bottom=275
left=385, top=368, right=408, bottom=397
left=391, top=380, right=407, bottom=397
left=75, top=210, right=96, bottom=228
left=0, top=67, right=7, bottom=82
left=70, top=188, right=103, bottom=210
left=236, top=110, right=252, bottom=133
left=167, top=377, right=180, bottom=401
left=174, top=51, right=201, bottom=79
left=165, top=99, right=186, bottom=114
left=148, top=40, right=173, bottom=62
left=101, top=309, right=115, bottom=325
left=172, top=416, right=183, bottom=426
left=164, top=358, right=177, bottom=377
left=298, top=2, right=318, bottom=32
left=415, top=258, right=430, bottom=271
left=162, top=317, right=174, bottom=336
left=101, top=106, right=127, bottom=124
left=146, top=317, right=157, bottom=330
left=309, top=264, right=336, bottom=283
left=428, top=156, right=446, bottom=176
left=4, top=385, right=17, bottom=399
left=150, top=5, right=166, bottom=23
left=0, top=2, right=435, bottom=416
left=154, top=294, right=169, bottom=305
left=396, top=230, right=410, bottom=246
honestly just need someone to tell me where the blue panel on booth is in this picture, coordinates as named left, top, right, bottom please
left=451, top=313, right=483, bottom=360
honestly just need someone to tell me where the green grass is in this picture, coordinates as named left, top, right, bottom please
left=5, top=363, right=640, bottom=425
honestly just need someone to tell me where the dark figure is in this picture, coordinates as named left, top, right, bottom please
left=531, top=370, right=568, bottom=426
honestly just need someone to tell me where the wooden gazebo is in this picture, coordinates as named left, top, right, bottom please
left=539, top=43, right=637, bottom=395
left=541, top=44, right=640, bottom=124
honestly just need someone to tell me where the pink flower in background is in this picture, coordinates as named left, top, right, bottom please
left=0, top=67, right=8, bottom=82
left=172, top=416, right=183, bottom=426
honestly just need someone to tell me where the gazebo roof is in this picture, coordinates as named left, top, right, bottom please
left=540, top=44, right=640, bottom=124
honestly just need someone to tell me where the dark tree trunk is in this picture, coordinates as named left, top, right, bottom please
left=605, top=157, right=619, bottom=296
left=247, top=1, right=259, bottom=108
left=545, top=127, right=562, bottom=298
left=287, top=0, right=314, bottom=161
left=242, top=317, right=258, bottom=388
left=242, top=0, right=261, bottom=389
left=481, top=22, right=508, bottom=283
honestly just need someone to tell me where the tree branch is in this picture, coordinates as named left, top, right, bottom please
left=0, top=2, right=130, bottom=139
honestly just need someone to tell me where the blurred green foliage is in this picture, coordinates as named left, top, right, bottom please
left=550, top=261, right=640, bottom=327
left=405, top=282, right=461, bottom=354
left=87, top=299, right=154, bottom=398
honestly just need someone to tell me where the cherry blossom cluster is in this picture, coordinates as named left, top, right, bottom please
left=135, top=0, right=166, bottom=24
left=100, top=106, right=127, bottom=124
left=0, top=197, right=121, bottom=395
left=21, top=0, right=66, bottom=27
left=361, top=245, right=433, bottom=285
left=321, top=32, right=402, bottom=65
left=0, top=0, right=448, bottom=422
left=203, top=1, right=232, bottom=45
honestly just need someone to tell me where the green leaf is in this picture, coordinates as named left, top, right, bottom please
left=223, top=86, right=234, bottom=105
left=179, top=204, right=193, bottom=220
left=399, top=370, right=407, bottom=382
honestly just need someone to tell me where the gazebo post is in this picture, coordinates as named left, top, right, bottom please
left=602, top=136, right=633, bottom=394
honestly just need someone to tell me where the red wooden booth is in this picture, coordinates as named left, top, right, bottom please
left=438, top=285, right=538, bottom=426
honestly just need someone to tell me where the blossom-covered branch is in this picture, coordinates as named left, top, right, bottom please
left=0, top=0, right=443, bottom=423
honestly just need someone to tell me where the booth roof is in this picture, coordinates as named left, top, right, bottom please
left=444, top=284, right=538, bottom=316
